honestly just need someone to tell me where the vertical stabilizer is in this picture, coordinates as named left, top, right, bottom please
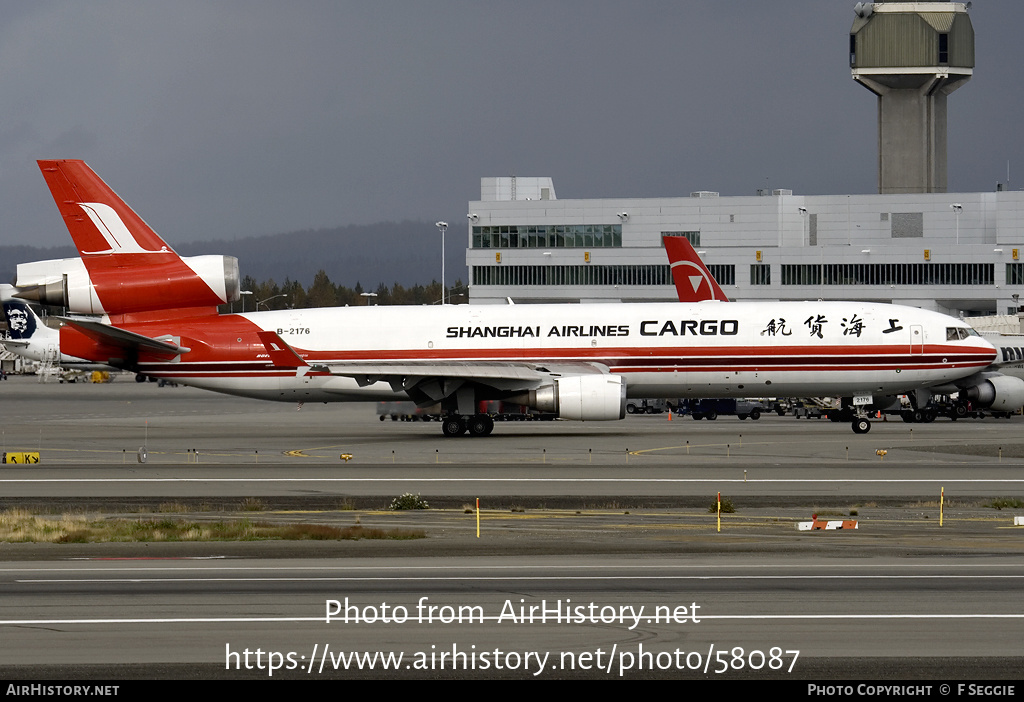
left=662, top=236, right=730, bottom=302
left=36, top=160, right=231, bottom=318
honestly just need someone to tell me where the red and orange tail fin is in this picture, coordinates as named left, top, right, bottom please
left=38, top=159, right=175, bottom=256
left=663, top=236, right=730, bottom=302
left=37, top=160, right=234, bottom=319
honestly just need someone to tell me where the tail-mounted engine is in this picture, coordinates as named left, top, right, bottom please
left=14, top=255, right=240, bottom=315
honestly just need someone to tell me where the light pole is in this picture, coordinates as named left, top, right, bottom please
left=435, top=221, right=448, bottom=305
left=257, top=293, right=288, bottom=310
left=950, top=203, right=962, bottom=244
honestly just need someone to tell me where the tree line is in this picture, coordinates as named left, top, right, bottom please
left=224, top=270, right=468, bottom=312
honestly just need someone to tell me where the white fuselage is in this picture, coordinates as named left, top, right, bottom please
left=135, top=300, right=996, bottom=405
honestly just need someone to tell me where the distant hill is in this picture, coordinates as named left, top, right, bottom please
left=0, top=245, right=79, bottom=283
left=0, top=220, right=467, bottom=288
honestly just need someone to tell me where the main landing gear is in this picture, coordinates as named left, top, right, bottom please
left=441, top=414, right=495, bottom=437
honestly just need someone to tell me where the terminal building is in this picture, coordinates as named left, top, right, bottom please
left=465, top=3, right=1022, bottom=320
left=465, top=177, right=1024, bottom=318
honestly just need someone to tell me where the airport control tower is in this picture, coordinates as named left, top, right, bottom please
left=850, top=2, right=974, bottom=194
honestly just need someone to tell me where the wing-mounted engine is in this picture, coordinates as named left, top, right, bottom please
left=13, top=255, right=240, bottom=315
left=960, top=372, right=1024, bottom=412
left=508, top=374, right=627, bottom=421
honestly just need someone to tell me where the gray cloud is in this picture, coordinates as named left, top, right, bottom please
left=0, top=1, right=1019, bottom=250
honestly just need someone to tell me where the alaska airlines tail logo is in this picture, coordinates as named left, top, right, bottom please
left=2, top=300, right=37, bottom=339
left=78, top=202, right=169, bottom=255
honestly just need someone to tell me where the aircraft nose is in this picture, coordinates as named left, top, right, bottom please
left=980, top=337, right=998, bottom=362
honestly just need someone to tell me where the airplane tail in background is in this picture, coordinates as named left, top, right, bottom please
left=662, top=235, right=730, bottom=302
left=1, top=284, right=49, bottom=342
left=1, top=283, right=64, bottom=368
left=34, top=160, right=239, bottom=320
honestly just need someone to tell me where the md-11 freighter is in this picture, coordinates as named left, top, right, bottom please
left=10, top=160, right=999, bottom=436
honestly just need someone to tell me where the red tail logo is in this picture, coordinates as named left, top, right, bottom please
left=663, top=236, right=730, bottom=302
left=37, top=160, right=238, bottom=320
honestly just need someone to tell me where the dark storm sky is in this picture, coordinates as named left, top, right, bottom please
left=0, top=1, right=1019, bottom=249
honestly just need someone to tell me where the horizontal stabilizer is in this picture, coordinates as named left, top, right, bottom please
left=257, top=331, right=310, bottom=368
left=56, top=317, right=191, bottom=356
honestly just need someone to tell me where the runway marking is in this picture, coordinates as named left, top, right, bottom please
left=628, top=438, right=1024, bottom=456
left=5, top=562, right=1022, bottom=573
left=1, top=612, right=1022, bottom=626
left=3, top=477, right=1024, bottom=484
left=9, top=434, right=1024, bottom=464
left=16, top=574, right=1024, bottom=584
left=10, top=452, right=1024, bottom=466
left=629, top=441, right=805, bottom=456
left=73, top=556, right=228, bottom=561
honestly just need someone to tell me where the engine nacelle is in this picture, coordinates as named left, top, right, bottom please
left=963, top=374, right=1024, bottom=412
left=14, top=255, right=240, bottom=314
left=510, top=374, right=626, bottom=421
left=13, top=258, right=100, bottom=312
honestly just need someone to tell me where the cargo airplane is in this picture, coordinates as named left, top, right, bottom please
left=663, top=234, right=1024, bottom=421
left=8, top=160, right=1001, bottom=436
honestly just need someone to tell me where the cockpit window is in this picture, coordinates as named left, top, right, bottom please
left=946, top=327, right=978, bottom=340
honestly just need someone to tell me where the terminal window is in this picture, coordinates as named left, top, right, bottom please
left=782, top=263, right=993, bottom=286
left=1007, top=263, right=1024, bottom=285
left=472, top=225, right=621, bottom=249
left=751, top=264, right=771, bottom=286
left=662, top=231, right=701, bottom=246
left=472, top=264, right=673, bottom=287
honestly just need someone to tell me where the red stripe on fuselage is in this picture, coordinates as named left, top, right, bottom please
left=83, top=311, right=994, bottom=377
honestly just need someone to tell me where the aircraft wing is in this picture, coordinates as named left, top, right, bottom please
left=255, top=330, right=609, bottom=408
left=320, top=360, right=605, bottom=388
left=257, top=331, right=605, bottom=385
left=323, top=362, right=545, bottom=383
left=327, top=359, right=606, bottom=384
left=321, top=360, right=608, bottom=408
left=56, top=317, right=191, bottom=356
